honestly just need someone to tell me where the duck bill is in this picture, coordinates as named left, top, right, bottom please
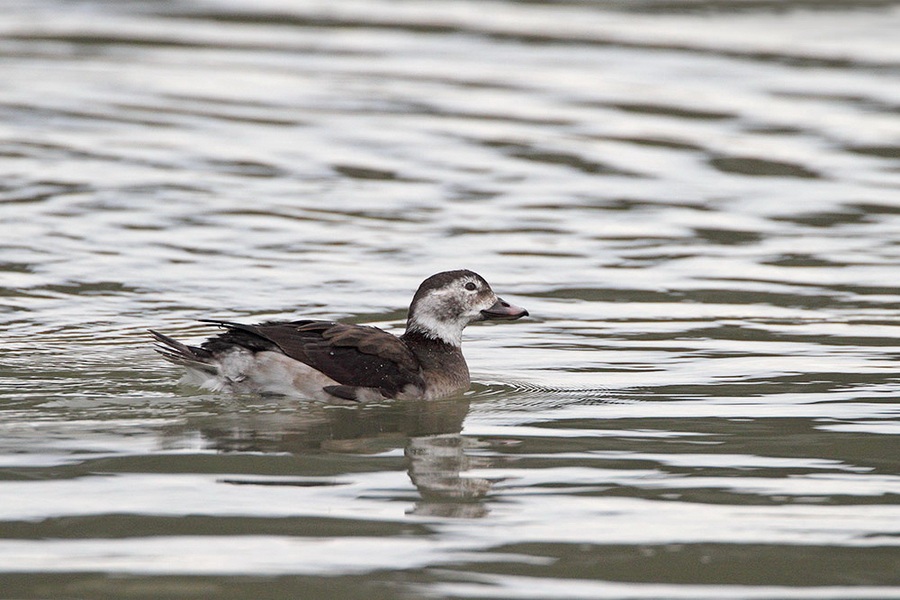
left=480, top=297, right=529, bottom=321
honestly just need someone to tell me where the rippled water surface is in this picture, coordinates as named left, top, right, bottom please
left=2, top=0, right=900, bottom=598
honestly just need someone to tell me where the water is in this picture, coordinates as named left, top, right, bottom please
left=2, top=0, right=900, bottom=597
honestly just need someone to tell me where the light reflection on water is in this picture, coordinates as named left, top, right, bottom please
left=2, top=0, right=900, bottom=597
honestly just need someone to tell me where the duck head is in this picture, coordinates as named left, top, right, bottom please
left=405, top=269, right=528, bottom=346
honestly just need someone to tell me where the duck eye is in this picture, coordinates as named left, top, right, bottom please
left=464, top=282, right=477, bottom=291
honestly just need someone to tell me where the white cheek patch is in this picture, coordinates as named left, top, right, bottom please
left=475, top=292, right=498, bottom=313
left=412, top=303, right=466, bottom=346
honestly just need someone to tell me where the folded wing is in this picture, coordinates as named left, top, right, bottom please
left=200, top=319, right=424, bottom=398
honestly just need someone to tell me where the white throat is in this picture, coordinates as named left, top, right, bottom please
left=407, top=311, right=466, bottom=347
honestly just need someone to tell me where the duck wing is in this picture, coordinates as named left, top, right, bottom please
left=200, top=319, right=424, bottom=398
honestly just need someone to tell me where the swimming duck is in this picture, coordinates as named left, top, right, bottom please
left=150, top=270, right=528, bottom=402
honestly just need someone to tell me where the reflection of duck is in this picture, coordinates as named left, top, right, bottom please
left=182, top=397, right=495, bottom=517
left=406, top=433, right=495, bottom=518
left=194, top=398, right=465, bottom=452
left=151, top=270, right=527, bottom=402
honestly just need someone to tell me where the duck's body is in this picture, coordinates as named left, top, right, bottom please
left=151, top=270, right=527, bottom=402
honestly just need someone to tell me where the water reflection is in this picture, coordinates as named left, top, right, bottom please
left=406, top=433, right=494, bottom=518
left=181, top=396, right=493, bottom=517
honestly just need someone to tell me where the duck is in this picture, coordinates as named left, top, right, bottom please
left=150, top=270, right=528, bottom=402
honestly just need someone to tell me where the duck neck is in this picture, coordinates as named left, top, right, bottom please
left=401, top=329, right=470, bottom=396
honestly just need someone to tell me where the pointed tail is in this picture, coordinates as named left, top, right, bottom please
left=149, top=329, right=217, bottom=374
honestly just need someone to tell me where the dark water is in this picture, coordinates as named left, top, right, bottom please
left=2, top=0, right=900, bottom=598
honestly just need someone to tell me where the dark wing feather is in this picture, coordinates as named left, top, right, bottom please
left=200, top=319, right=424, bottom=396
